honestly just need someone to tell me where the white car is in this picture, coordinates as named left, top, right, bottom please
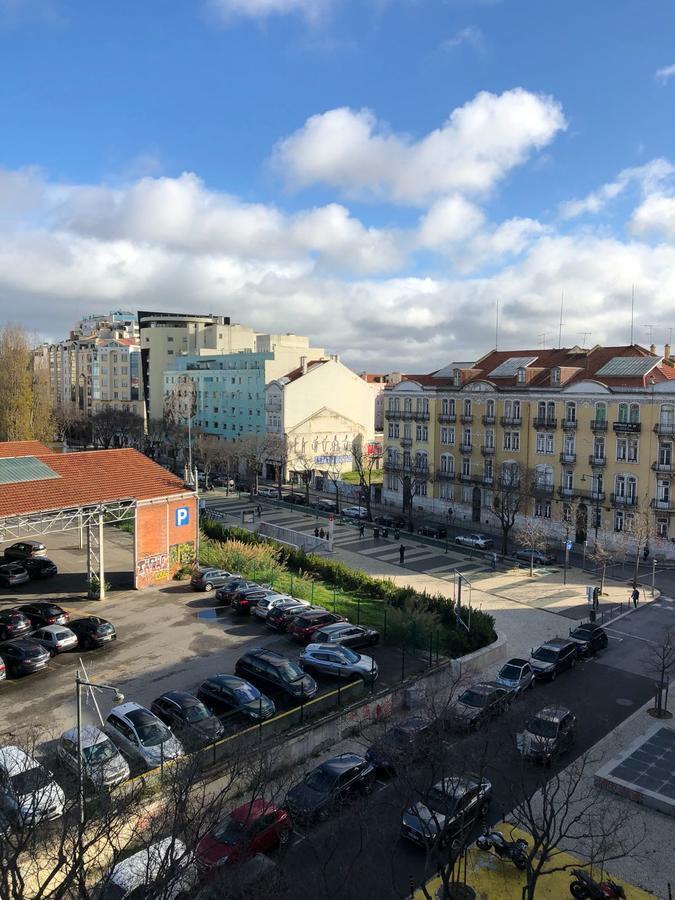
left=342, top=506, right=368, bottom=519
left=254, top=594, right=303, bottom=620
left=257, top=486, right=279, bottom=498
left=0, top=745, right=65, bottom=824
left=57, top=726, right=130, bottom=789
left=455, top=533, right=494, bottom=550
left=105, top=703, right=184, bottom=771
left=93, top=838, right=197, bottom=899
left=30, top=625, right=78, bottom=655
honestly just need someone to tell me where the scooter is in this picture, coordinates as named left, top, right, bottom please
left=569, top=869, right=626, bottom=899
left=475, top=828, right=528, bottom=870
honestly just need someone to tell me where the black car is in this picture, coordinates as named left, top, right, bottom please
left=401, top=775, right=492, bottom=848
left=0, top=564, right=30, bottom=588
left=215, top=580, right=260, bottom=604
left=376, top=514, right=404, bottom=529
left=530, top=637, right=578, bottom=681
left=196, top=675, right=275, bottom=722
left=513, top=548, right=556, bottom=566
left=448, top=683, right=511, bottom=731
left=519, top=705, right=577, bottom=763
left=568, top=623, right=608, bottom=656
left=68, top=616, right=117, bottom=649
left=0, top=638, right=50, bottom=675
left=365, top=717, right=435, bottom=773
left=418, top=524, right=447, bottom=539
left=312, top=622, right=380, bottom=649
left=190, top=568, right=235, bottom=592
left=16, top=602, right=69, bottom=628
left=3, top=541, right=46, bottom=560
left=231, top=589, right=278, bottom=615
left=150, top=690, right=225, bottom=748
left=281, top=493, right=307, bottom=506
left=0, top=609, right=32, bottom=642
left=285, top=753, right=375, bottom=821
left=266, top=602, right=322, bottom=632
left=21, top=557, right=58, bottom=579
left=235, top=648, right=317, bottom=702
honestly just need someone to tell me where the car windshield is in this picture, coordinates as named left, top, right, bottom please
left=213, top=816, right=245, bottom=845
left=96, top=623, right=114, bottom=635
left=528, top=717, right=559, bottom=739
left=570, top=627, right=592, bottom=640
left=276, top=659, right=304, bottom=682
left=54, top=631, right=71, bottom=641
left=84, top=740, right=117, bottom=765
left=23, top=644, right=45, bottom=659
left=499, top=665, right=524, bottom=680
left=233, top=684, right=261, bottom=703
left=11, top=766, right=51, bottom=794
left=182, top=702, right=211, bottom=723
left=458, top=689, right=487, bottom=708
left=533, top=647, right=558, bottom=663
left=134, top=721, right=171, bottom=747
left=334, top=648, right=359, bottom=663
left=305, top=767, right=337, bottom=793
left=426, top=787, right=459, bottom=815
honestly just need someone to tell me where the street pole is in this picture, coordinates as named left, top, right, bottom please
left=194, top=465, right=200, bottom=565
left=76, top=672, right=85, bottom=827
left=652, top=556, right=657, bottom=597
left=563, top=527, right=570, bottom=585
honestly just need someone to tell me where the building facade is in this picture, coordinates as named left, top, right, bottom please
left=382, top=344, right=675, bottom=557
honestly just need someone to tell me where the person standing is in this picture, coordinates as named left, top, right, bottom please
left=592, top=586, right=600, bottom=610
left=631, top=586, right=640, bottom=608
left=359, top=523, right=365, bottom=538
left=643, top=544, right=650, bottom=561
left=399, top=544, right=406, bottom=565
left=257, top=504, right=262, bottom=518
left=491, top=552, right=497, bottom=571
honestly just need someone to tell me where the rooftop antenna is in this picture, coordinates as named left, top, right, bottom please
left=577, top=331, right=592, bottom=346
left=495, top=299, right=499, bottom=350
left=642, top=324, right=656, bottom=345
left=539, top=331, right=551, bottom=349
left=558, top=289, right=567, bottom=348
left=630, top=285, right=635, bottom=345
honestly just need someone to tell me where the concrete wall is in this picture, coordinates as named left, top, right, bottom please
left=134, top=495, right=197, bottom=588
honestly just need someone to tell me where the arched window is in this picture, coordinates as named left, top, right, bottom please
left=486, top=398, right=495, bottom=416
left=440, top=453, right=454, bottom=474
left=513, top=400, right=521, bottom=418
left=546, top=401, right=555, bottom=419
left=618, top=403, right=628, bottom=423
left=565, top=401, right=576, bottom=423
left=629, top=403, right=640, bottom=423
left=415, top=451, right=428, bottom=469
left=537, top=401, right=546, bottom=418
left=463, top=398, right=472, bottom=416
left=660, top=404, right=674, bottom=426
left=441, top=398, right=449, bottom=415
left=594, top=402, right=607, bottom=423
left=404, top=398, right=412, bottom=412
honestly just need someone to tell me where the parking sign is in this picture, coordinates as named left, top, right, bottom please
left=175, top=506, right=190, bottom=527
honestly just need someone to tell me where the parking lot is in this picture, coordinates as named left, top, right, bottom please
left=0, top=527, right=426, bottom=749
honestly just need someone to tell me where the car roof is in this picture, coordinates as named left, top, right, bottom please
left=0, top=562, right=25, bottom=571
left=230, top=798, right=277, bottom=824
left=315, top=622, right=354, bottom=634
left=62, top=725, right=108, bottom=748
left=1, top=638, right=43, bottom=650
left=110, top=701, right=148, bottom=719
left=433, top=775, right=478, bottom=797
left=534, top=705, right=572, bottom=723
left=503, top=657, right=529, bottom=667
left=245, top=647, right=287, bottom=663
left=34, top=624, right=73, bottom=635
left=466, top=682, right=499, bottom=695
left=305, top=643, right=351, bottom=654
left=320, top=753, right=366, bottom=774
left=207, top=674, right=251, bottom=689
left=394, top=716, right=432, bottom=733
left=159, top=690, right=202, bottom=707
left=572, top=623, right=599, bottom=633
left=70, top=616, right=107, bottom=626
left=19, top=602, right=62, bottom=611
left=544, top=637, right=574, bottom=648
left=0, top=745, right=39, bottom=775
left=107, top=838, right=187, bottom=891
left=295, top=609, right=329, bottom=620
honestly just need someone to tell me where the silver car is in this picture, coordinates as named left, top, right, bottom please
left=299, top=643, right=378, bottom=681
left=455, top=533, right=493, bottom=550
left=495, top=658, right=535, bottom=695
left=30, top=625, right=78, bottom=655
left=0, top=745, right=65, bottom=824
left=57, top=726, right=130, bottom=789
left=105, top=703, right=184, bottom=770
left=254, top=594, right=302, bottom=620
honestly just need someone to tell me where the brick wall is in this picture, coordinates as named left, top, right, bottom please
left=134, top=495, right=197, bottom=588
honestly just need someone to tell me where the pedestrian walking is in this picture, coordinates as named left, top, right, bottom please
left=643, top=544, right=650, bottom=561
left=491, top=552, right=497, bottom=571
left=631, top=586, right=640, bottom=608
left=314, top=527, right=319, bottom=538
left=359, top=523, right=365, bottom=538
left=319, top=528, right=325, bottom=539
left=399, top=544, right=406, bottom=565
left=393, top=528, right=400, bottom=540
left=257, top=504, right=262, bottom=518
left=592, top=586, right=600, bottom=610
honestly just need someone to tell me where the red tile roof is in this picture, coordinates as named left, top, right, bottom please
left=280, top=359, right=327, bottom=383
left=0, top=448, right=192, bottom=517
left=0, top=441, right=53, bottom=459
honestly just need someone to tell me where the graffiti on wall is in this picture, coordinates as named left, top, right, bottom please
left=169, top=542, right=195, bottom=569
left=136, top=553, right=169, bottom=583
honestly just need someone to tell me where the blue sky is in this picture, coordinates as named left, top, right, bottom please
left=1, top=0, right=675, bottom=369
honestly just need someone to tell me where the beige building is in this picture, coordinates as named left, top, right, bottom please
left=382, top=344, right=675, bottom=558
left=265, top=357, right=378, bottom=484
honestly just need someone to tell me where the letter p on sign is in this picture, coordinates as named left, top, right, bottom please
left=175, top=506, right=190, bottom=527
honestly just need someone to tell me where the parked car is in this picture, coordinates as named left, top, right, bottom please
left=568, top=623, right=608, bottom=656
left=513, top=548, right=556, bottom=566
left=312, top=622, right=380, bottom=649
left=0, top=563, right=30, bottom=588
left=266, top=600, right=318, bottom=632
left=0, top=658, right=4, bottom=681
left=257, top=485, right=279, bottom=498
left=315, top=498, right=337, bottom=512
left=150, top=691, right=226, bottom=748
left=21, top=557, right=58, bottom=579
left=365, top=717, right=435, bottom=773
left=299, top=643, right=378, bottom=681
left=195, top=800, right=291, bottom=868
left=401, top=775, right=492, bottom=848
left=0, top=745, right=65, bottom=824
left=235, top=648, right=317, bottom=702
left=16, top=602, right=69, bottom=627
left=57, top=725, right=130, bottom=789
left=418, top=524, right=447, bottom=539
left=91, top=838, right=196, bottom=900
left=68, top=616, right=117, bottom=649
left=285, top=753, right=375, bottom=822
left=30, top=625, right=78, bottom=655
left=0, top=608, right=32, bottom=642
left=196, top=675, right=275, bottom=723
left=3, top=541, right=47, bottom=560
left=287, top=610, right=348, bottom=643
left=215, top=580, right=261, bottom=604
left=342, top=506, right=368, bottom=520
left=495, top=658, right=535, bottom=695
left=518, top=706, right=577, bottom=764
left=231, top=589, right=282, bottom=616
left=530, top=637, right=578, bottom=681
left=196, top=853, right=287, bottom=899
left=105, top=703, right=184, bottom=770
left=190, top=568, right=236, bottom=592
left=448, top=683, right=511, bottom=731
left=282, top=492, right=308, bottom=505
left=375, top=514, right=404, bottom=529
left=0, top=638, right=50, bottom=676
left=253, top=593, right=298, bottom=620
left=455, top=533, right=493, bottom=550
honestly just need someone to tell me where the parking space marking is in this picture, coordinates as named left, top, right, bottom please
left=290, top=830, right=308, bottom=845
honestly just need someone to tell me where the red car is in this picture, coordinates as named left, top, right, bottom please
left=196, top=800, right=291, bottom=868
left=287, top=610, right=347, bottom=643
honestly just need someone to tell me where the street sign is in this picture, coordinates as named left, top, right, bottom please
left=565, top=541, right=573, bottom=551
left=175, top=506, right=190, bottom=527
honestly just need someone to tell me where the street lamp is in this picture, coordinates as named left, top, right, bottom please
left=75, top=670, right=124, bottom=826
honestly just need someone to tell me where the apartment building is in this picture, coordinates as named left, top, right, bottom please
left=382, top=344, right=675, bottom=556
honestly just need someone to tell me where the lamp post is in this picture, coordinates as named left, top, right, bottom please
left=76, top=671, right=124, bottom=827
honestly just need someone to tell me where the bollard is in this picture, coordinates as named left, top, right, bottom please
left=357, top=597, right=361, bottom=625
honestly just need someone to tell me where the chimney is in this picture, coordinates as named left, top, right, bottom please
left=650, top=343, right=657, bottom=355
left=665, top=343, right=671, bottom=361
left=300, top=356, right=307, bottom=375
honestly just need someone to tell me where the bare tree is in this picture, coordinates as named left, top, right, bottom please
left=487, top=462, right=533, bottom=555
left=514, top=518, right=549, bottom=576
left=384, top=454, right=432, bottom=530
left=54, top=403, right=89, bottom=445
left=91, top=408, right=144, bottom=450
left=587, top=534, right=626, bottom=596
left=237, top=433, right=279, bottom=495
left=628, top=508, right=653, bottom=588
left=321, top=455, right=346, bottom=515
left=293, top=451, right=316, bottom=505
left=351, top=435, right=382, bottom=522
left=264, top=432, right=288, bottom=499
left=643, top=626, right=675, bottom=718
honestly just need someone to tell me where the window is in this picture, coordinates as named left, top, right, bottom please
left=594, top=402, right=607, bottom=423
left=388, top=398, right=399, bottom=412
left=614, top=510, right=634, bottom=532
left=657, top=479, right=671, bottom=504
left=517, top=367, right=525, bottom=383
left=614, top=474, right=637, bottom=499
left=403, top=424, right=412, bottom=439
left=534, top=464, right=553, bottom=488
left=463, top=428, right=471, bottom=447
left=440, top=426, right=455, bottom=444
left=563, top=469, right=574, bottom=490
left=616, top=437, right=639, bottom=462
left=551, top=367, right=560, bottom=385
left=439, top=482, right=453, bottom=500
left=536, top=432, right=554, bottom=454
left=416, top=424, right=428, bottom=441
left=565, top=402, right=576, bottom=423
left=414, top=451, right=428, bottom=469
left=503, top=431, right=520, bottom=451
left=537, top=401, right=546, bottom=418
left=462, top=486, right=472, bottom=503
left=593, top=437, right=605, bottom=459
left=484, top=459, right=493, bottom=479
left=618, top=402, right=640, bottom=423
left=463, top=398, right=472, bottom=417
left=404, top=398, right=412, bottom=413
left=416, top=398, right=429, bottom=414
left=534, top=499, right=551, bottom=518
left=462, top=457, right=471, bottom=476
left=656, top=517, right=669, bottom=538
left=440, top=454, right=454, bottom=474
left=660, top=404, right=675, bottom=426
left=659, top=442, right=672, bottom=467
left=485, top=429, right=494, bottom=449
left=486, top=399, right=495, bottom=417
left=563, top=434, right=575, bottom=456
left=386, top=475, right=398, bottom=491
left=453, top=369, right=461, bottom=386
left=418, top=481, right=428, bottom=497
left=562, top=503, right=572, bottom=524
left=513, top=400, right=521, bottom=418
left=591, top=506, right=602, bottom=530
left=501, top=461, right=519, bottom=486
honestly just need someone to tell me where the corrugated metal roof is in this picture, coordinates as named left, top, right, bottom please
left=0, top=456, right=60, bottom=485
left=489, top=356, right=539, bottom=377
left=596, top=357, right=658, bottom=377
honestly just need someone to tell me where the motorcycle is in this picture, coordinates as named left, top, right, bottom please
left=569, top=869, right=626, bottom=899
left=475, top=828, right=528, bottom=870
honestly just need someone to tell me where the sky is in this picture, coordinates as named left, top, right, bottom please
left=1, top=0, right=675, bottom=372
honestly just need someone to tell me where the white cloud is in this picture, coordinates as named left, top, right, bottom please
left=630, top=193, right=675, bottom=239
left=417, top=195, right=485, bottom=249
left=443, top=25, right=484, bottom=52
left=559, top=158, right=675, bottom=219
left=207, top=0, right=333, bottom=25
left=655, top=63, right=675, bottom=84
left=272, top=88, right=566, bottom=205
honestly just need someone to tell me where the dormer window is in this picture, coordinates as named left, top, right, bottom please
left=551, top=368, right=560, bottom=385
left=453, top=369, right=461, bottom=386
left=516, top=368, right=525, bottom=384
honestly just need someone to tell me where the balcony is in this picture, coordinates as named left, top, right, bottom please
left=383, top=460, right=397, bottom=473
left=458, top=472, right=473, bottom=483
left=652, top=461, right=674, bottom=474
left=459, top=443, right=473, bottom=454
left=400, top=437, right=412, bottom=448
left=532, top=481, right=554, bottom=496
left=590, top=419, right=608, bottom=432
left=482, top=414, right=496, bottom=426
left=613, top=421, right=641, bottom=433
left=481, top=445, right=495, bottom=457
left=497, top=476, right=521, bottom=490
left=589, top=454, right=606, bottom=467
left=438, top=413, right=456, bottom=424
left=558, top=486, right=576, bottom=498
left=436, top=469, right=455, bottom=481
left=460, top=414, right=473, bottom=424
left=562, top=419, right=577, bottom=430
left=401, top=410, right=414, bottom=421
left=413, top=411, right=430, bottom=422
left=481, top=473, right=495, bottom=485
left=559, top=452, right=577, bottom=465
left=265, top=400, right=282, bottom=412
left=533, top=417, right=557, bottom=429
left=385, top=410, right=402, bottom=421
left=500, top=416, right=522, bottom=427
left=651, top=497, right=675, bottom=512
left=413, top=465, right=429, bottom=478
left=654, top=423, right=675, bottom=436
left=610, top=492, right=638, bottom=507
